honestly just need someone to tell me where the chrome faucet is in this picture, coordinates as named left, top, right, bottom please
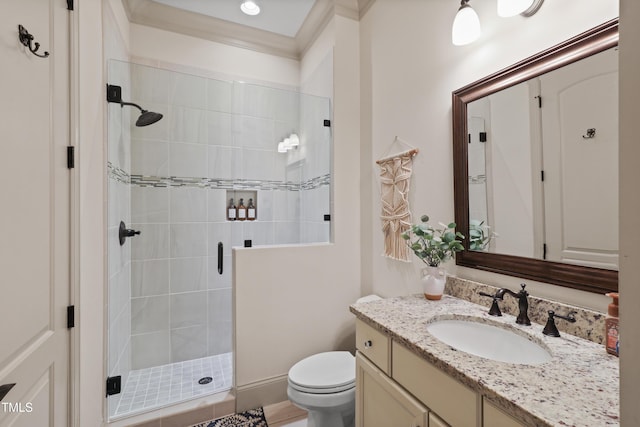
left=495, top=284, right=531, bottom=326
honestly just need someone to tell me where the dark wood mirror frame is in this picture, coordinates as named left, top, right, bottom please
left=452, top=18, right=618, bottom=294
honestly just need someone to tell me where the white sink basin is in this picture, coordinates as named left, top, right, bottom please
left=426, top=318, right=552, bottom=365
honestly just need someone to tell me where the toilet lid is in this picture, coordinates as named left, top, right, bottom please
left=288, top=351, right=355, bottom=393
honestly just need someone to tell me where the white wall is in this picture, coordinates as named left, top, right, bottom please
left=130, top=24, right=300, bottom=88
left=360, top=0, right=619, bottom=311
left=619, top=0, right=640, bottom=423
left=77, top=0, right=107, bottom=425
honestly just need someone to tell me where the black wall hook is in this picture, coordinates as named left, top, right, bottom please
left=18, top=25, right=49, bottom=58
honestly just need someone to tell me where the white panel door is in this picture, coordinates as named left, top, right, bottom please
left=0, top=1, right=70, bottom=426
left=541, top=47, right=618, bottom=270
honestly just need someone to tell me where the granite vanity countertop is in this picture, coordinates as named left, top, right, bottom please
left=350, top=295, right=620, bottom=427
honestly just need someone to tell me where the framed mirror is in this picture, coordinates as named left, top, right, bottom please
left=453, top=19, right=618, bottom=293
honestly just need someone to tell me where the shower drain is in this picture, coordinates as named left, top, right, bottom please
left=198, top=377, right=213, bottom=385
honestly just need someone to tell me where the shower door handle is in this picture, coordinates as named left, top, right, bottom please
left=218, top=242, right=223, bottom=275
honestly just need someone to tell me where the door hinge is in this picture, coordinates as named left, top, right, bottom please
left=67, top=146, right=75, bottom=169
left=67, top=0, right=74, bottom=10
left=67, top=305, right=75, bottom=328
left=106, top=376, right=122, bottom=397
left=323, top=119, right=331, bottom=127
left=543, top=243, right=547, bottom=260
left=541, top=170, right=545, bottom=181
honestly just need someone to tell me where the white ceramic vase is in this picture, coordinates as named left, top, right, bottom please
left=422, top=266, right=446, bottom=300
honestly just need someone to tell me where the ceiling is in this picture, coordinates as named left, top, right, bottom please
left=149, top=0, right=317, bottom=38
left=123, top=0, right=369, bottom=59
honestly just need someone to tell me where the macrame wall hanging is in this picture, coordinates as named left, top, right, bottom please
left=376, top=136, right=419, bottom=262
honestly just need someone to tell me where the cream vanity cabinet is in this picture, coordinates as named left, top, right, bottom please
left=355, top=319, right=526, bottom=427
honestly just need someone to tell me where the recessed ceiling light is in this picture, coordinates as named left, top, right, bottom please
left=240, top=0, right=261, bottom=16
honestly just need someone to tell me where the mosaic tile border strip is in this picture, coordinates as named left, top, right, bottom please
left=108, top=162, right=130, bottom=184
left=108, top=162, right=330, bottom=191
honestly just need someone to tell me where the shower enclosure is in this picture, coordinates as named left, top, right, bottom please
left=107, top=60, right=331, bottom=420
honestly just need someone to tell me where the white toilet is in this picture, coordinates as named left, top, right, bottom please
left=286, top=295, right=381, bottom=427
left=287, top=351, right=355, bottom=427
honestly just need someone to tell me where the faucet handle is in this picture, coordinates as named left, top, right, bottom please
left=543, top=310, right=577, bottom=337
left=479, top=291, right=502, bottom=316
left=519, top=283, right=528, bottom=295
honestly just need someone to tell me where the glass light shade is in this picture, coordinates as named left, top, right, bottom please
left=240, top=0, right=260, bottom=16
left=277, top=142, right=287, bottom=153
left=497, top=0, right=534, bottom=17
left=452, top=4, right=481, bottom=46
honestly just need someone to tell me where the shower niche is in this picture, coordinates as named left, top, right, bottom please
left=226, top=190, right=258, bottom=221
left=106, top=59, right=332, bottom=420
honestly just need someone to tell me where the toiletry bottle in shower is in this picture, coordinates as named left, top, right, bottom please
left=247, top=198, right=256, bottom=221
left=227, top=198, right=237, bottom=221
left=237, top=198, right=247, bottom=221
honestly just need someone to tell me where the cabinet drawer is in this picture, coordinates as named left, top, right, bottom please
left=392, top=341, right=478, bottom=427
left=356, top=319, right=391, bottom=374
left=483, top=398, right=526, bottom=427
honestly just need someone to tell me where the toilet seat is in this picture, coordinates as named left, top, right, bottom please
left=288, top=351, right=355, bottom=394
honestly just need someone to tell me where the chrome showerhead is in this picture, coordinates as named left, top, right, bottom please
left=106, top=84, right=163, bottom=127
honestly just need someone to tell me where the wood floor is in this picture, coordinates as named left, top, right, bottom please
left=263, top=401, right=307, bottom=427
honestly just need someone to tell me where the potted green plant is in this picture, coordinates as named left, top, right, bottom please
left=401, top=215, right=465, bottom=300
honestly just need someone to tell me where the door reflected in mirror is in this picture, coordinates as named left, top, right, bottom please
left=467, top=47, right=618, bottom=271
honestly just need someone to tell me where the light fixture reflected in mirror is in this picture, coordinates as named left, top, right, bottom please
left=240, top=0, right=261, bottom=16
left=287, top=134, right=300, bottom=147
left=452, top=0, right=481, bottom=46
left=277, top=133, right=300, bottom=153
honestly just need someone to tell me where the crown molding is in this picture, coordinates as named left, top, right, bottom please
left=122, top=0, right=371, bottom=60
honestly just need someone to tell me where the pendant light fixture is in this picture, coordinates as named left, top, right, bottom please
left=452, top=0, right=481, bottom=46
left=497, top=0, right=534, bottom=17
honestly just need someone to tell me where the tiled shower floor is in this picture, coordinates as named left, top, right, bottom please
left=114, top=353, right=233, bottom=417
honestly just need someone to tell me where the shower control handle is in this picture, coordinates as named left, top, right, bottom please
left=119, top=221, right=141, bottom=246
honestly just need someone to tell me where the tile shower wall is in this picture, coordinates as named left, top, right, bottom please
left=125, top=62, right=331, bottom=370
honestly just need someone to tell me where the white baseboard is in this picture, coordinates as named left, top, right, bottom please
left=236, top=375, right=289, bottom=413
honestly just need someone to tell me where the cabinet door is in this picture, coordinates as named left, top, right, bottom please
left=483, top=399, right=527, bottom=427
left=356, top=352, right=428, bottom=427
